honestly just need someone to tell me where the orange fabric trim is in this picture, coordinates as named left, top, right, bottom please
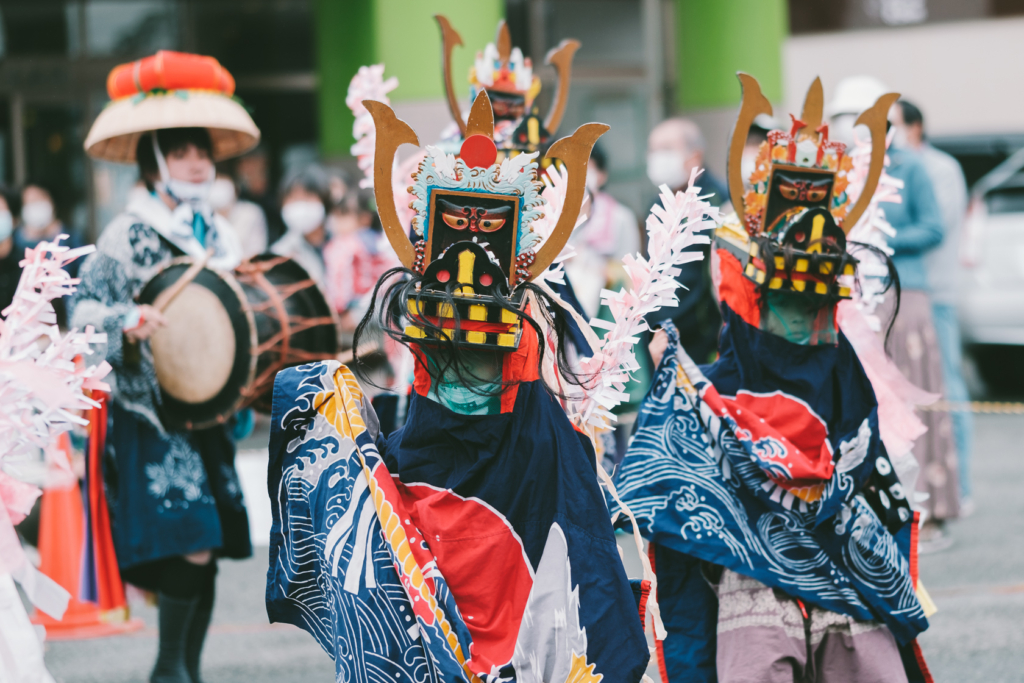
left=412, top=347, right=433, bottom=398
left=648, top=543, right=671, bottom=683
left=716, top=249, right=761, bottom=327
left=107, top=50, right=234, bottom=99
left=910, top=511, right=920, bottom=585
left=637, top=579, right=652, bottom=627
left=912, top=639, right=935, bottom=683
left=500, top=307, right=539, bottom=414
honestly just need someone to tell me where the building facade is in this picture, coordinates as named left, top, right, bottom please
left=0, top=0, right=1020, bottom=243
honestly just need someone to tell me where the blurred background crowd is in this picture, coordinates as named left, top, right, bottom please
left=0, top=0, right=1020, bottom=382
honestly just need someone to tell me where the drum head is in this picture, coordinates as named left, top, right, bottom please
left=139, top=262, right=256, bottom=430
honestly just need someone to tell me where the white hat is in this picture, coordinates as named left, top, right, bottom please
left=84, top=51, right=260, bottom=164
left=824, top=76, right=889, bottom=118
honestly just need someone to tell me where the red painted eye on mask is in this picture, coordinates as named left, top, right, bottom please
left=442, top=212, right=470, bottom=230
left=805, top=186, right=828, bottom=202
left=476, top=217, right=506, bottom=233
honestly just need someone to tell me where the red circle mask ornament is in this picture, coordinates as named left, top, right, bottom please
left=460, top=134, right=498, bottom=169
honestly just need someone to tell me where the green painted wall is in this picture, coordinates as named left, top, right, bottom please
left=314, top=0, right=503, bottom=156
left=674, top=0, right=788, bottom=110
left=314, top=0, right=376, bottom=156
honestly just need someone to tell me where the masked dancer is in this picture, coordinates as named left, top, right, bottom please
left=612, top=75, right=935, bottom=683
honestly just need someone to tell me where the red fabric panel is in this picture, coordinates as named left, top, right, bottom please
left=88, top=393, right=128, bottom=611
left=638, top=579, right=652, bottom=626
left=394, top=479, right=533, bottom=673
left=649, top=543, right=671, bottom=683
left=910, top=511, right=920, bottom=585
left=412, top=346, right=433, bottom=398
left=717, top=249, right=761, bottom=328
left=912, top=639, right=934, bottom=683
left=500, top=306, right=539, bottom=414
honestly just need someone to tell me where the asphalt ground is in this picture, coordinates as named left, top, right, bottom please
left=40, top=413, right=1024, bottom=682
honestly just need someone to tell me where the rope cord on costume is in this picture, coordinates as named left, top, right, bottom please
left=918, top=400, right=1024, bottom=414
left=598, top=464, right=667, bottom=643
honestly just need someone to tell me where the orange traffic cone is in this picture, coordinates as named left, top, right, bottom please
left=32, top=406, right=144, bottom=640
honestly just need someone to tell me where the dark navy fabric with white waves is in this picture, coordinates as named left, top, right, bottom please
left=266, top=360, right=649, bottom=682
left=612, top=311, right=928, bottom=655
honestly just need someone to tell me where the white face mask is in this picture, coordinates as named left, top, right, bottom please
left=647, top=150, right=688, bottom=190
left=0, top=210, right=12, bottom=241
left=586, top=166, right=602, bottom=195
left=164, top=176, right=214, bottom=204
left=22, top=201, right=54, bottom=229
left=282, top=200, right=326, bottom=236
left=740, top=149, right=757, bottom=185
left=208, top=178, right=237, bottom=211
left=151, top=133, right=214, bottom=205
left=890, top=124, right=908, bottom=149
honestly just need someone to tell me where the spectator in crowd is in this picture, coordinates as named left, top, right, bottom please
left=234, top=145, right=283, bottom=245
left=0, top=184, right=22, bottom=315
left=271, top=165, right=331, bottom=287
left=829, top=76, right=959, bottom=551
left=741, top=114, right=774, bottom=190
left=891, top=98, right=975, bottom=514
left=17, top=182, right=84, bottom=270
left=18, top=181, right=82, bottom=326
left=209, top=171, right=268, bottom=259
left=645, top=117, right=729, bottom=364
left=564, top=145, right=640, bottom=318
left=324, top=187, right=399, bottom=332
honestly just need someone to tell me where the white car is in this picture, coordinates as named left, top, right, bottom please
left=958, top=147, right=1024, bottom=391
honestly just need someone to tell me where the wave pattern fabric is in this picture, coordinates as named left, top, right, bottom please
left=266, top=360, right=648, bottom=682
left=612, top=314, right=928, bottom=679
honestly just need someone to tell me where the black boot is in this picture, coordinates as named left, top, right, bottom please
left=185, top=575, right=215, bottom=683
left=151, top=594, right=198, bottom=683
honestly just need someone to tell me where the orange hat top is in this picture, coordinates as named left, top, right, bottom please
left=106, top=51, right=235, bottom=100
left=84, top=50, right=258, bottom=164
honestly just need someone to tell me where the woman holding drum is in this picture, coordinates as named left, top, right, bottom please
left=74, top=51, right=259, bottom=683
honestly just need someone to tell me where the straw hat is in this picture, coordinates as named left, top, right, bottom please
left=84, top=50, right=260, bottom=163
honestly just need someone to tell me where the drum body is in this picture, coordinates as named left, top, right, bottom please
left=139, top=255, right=338, bottom=430
left=233, top=254, right=339, bottom=414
